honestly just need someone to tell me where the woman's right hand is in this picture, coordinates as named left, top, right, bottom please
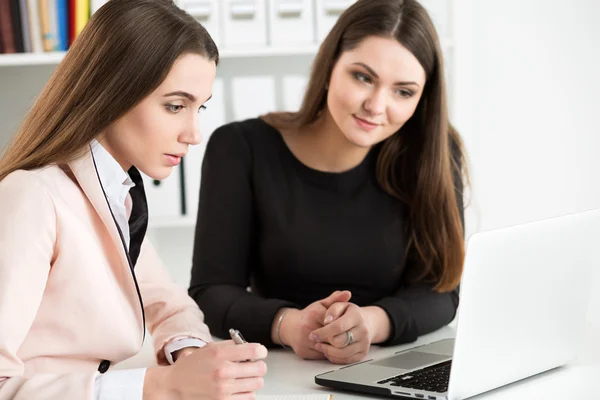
left=278, top=290, right=352, bottom=360
left=144, top=340, right=268, bottom=400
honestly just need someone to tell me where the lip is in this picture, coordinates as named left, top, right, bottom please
left=165, top=154, right=184, bottom=166
left=352, top=115, right=380, bottom=131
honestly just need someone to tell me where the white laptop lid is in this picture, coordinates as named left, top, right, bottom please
left=448, top=209, right=600, bottom=399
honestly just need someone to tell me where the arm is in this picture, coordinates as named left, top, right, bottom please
left=0, top=171, right=96, bottom=399
left=135, top=239, right=212, bottom=365
left=188, top=123, right=296, bottom=346
left=370, top=284, right=459, bottom=345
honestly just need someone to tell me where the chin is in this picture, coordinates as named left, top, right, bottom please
left=141, top=166, right=173, bottom=181
left=343, top=129, right=378, bottom=148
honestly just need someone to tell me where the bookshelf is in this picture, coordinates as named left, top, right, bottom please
left=0, top=39, right=455, bottom=67
left=0, top=45, right=326, bottom=67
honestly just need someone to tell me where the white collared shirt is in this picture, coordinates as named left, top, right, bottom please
left=90, top=139, right=135, bottom=249
left=90, top=140, right=205, bottom=399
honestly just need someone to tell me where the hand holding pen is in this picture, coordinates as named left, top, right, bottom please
left=148, top=330, right=268, bottom=400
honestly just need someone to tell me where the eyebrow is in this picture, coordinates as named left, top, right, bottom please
left=351, top=62, right=421, bottom=87
left=164, top=91, right=213, bottom=103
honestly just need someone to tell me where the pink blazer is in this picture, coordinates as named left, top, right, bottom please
left=0, top=149, right=212, bottom=399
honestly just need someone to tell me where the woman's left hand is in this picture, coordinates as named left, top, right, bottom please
left=309, top=302, right=372, bottom=364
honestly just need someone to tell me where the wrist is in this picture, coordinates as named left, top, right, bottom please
left=172, top=347, right=196, bottom=363
left=278, top=308, right=297, bottom=347
left=361, top=306, right=391, bottom=344
left=143, top=366, right=175, bottom=400
left=271, top=308, right=296, bottom=347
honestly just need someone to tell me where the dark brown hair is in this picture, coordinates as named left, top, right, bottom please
left=0, top=0, right=218, bottom=181
left=262, top=0, right=468, bottom=292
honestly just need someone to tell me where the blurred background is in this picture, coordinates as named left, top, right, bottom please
left=1, top=0, right=599, bottom=325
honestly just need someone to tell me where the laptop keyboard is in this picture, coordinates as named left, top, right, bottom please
left=377, top=360, right=451, bottom=393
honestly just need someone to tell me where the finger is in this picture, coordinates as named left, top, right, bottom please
left=316, top=342, right=365, bottom=363
left=206, top=339, right=235, bottom=347
left=323, top=302, right=350, bottom=325
left=208, top=342, right=268, bottom=362
left=228, top=360, right=268, bottom=379
left=328, top=323, right=368, bottom=349
left=228, top=376, right=265, bottom=394
left=310, top=313, right=360, bottom=342
left=325, top=351, right=367, bottom=365
left=230, top=392, right=260, bottom=400
left=300, top=347, right=328, bottom=360
left=319, top=290, right=352, bottom=308
left=329, top=329, right=357, bottom=349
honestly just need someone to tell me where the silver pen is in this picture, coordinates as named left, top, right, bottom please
left=229, top=328, right=252, bottom=362
left=229, top=328, right=247, bottom=345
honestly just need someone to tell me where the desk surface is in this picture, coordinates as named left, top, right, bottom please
left=118, top=321, right=600, bottom=400
left=256, top=322, right=600, bottom=400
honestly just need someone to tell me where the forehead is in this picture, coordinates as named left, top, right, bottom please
left=337, top=36, right=426, bottom=86
left=157, top=53, right=217, bottom=98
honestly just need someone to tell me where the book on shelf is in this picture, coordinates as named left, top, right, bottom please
left=0, top=0, right=101, bottom=54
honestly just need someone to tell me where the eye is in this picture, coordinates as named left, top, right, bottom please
left=395, top=88, right=414, bottom=98
left=166, top=104, right=184, bottom=113
left=198, top=105, right=207, bottom=114
left=353, top=72, right=372, bottom=84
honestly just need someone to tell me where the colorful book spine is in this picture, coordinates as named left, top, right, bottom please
left=56, top=0, right=67, bottom=50
left=19, top=0, right=32, bottom=52
left=74, top=0, right=89, bottom=37
left=27, top=0, right=43, bottom=52
left=0, top=0, right=16, bottom=53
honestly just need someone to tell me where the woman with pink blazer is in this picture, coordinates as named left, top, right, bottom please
left=0, top=1, right=267, bottom=399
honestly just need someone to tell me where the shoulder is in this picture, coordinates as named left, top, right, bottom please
left=0, top=166, right=58, bottom=199
left=208, top=118, right=281, bottom=153
left=0, top=167, right=60, bottom=222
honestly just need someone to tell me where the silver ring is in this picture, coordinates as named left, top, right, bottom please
left=344, top=331, right=354, bottom=347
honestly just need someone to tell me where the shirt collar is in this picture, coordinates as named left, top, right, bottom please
left=90, top=139, right=135, bottom=200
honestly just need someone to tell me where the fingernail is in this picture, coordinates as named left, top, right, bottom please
left=309, top=333, right=317, bottom=341
left=324, top=315, right=333, bottom=324
left=315, top=343, right=322, bottom=351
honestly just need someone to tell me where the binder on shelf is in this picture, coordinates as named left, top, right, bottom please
left=221, top=0, right=267, bottom=48
left=281, top=74, right=307, bottom=112
left=315, top=0, right=355, bottom=42
left=267, top=0, right=314, bottom=46
left=231, top=75, right=276, bottom=120
left=184, top=78, right=226, bottom=220
left=181, top=0, right=221, bottom=46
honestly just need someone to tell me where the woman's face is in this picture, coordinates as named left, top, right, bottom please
left=326, top=35, right=427, bottom=148
left=101, top=53, right=216, bottom=180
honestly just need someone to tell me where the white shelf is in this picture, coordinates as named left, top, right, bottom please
left=0, top=40, right=453, bottom=68
left=0, top=45, right=320, bottom=67
left=0, top=51, right=67, bottom=66
left=148, top=216, right=196, bottom=228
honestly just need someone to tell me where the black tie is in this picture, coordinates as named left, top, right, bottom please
left=126, top=167, right=148, bottom=268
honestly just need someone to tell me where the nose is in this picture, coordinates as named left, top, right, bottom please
left=363, top=89, right=386, bottom=116
left=180, top=114, right=202, bottom=146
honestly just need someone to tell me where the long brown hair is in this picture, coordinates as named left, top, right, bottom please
left=0, top=0, right=218, bottom=181
left=262, top=0, right=468, bottom=292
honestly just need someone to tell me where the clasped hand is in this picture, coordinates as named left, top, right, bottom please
left=280, top=290, right=373, bottom=364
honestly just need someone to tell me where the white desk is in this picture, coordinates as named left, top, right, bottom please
left=118, top=322, right=600, bottom=399
left=256, top=322, right=600, bottom=400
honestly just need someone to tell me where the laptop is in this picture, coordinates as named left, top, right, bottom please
left=315, top=209, right=599, bottom=400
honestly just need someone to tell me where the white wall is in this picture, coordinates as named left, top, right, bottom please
left=453, top=0, right=600, bottom=324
